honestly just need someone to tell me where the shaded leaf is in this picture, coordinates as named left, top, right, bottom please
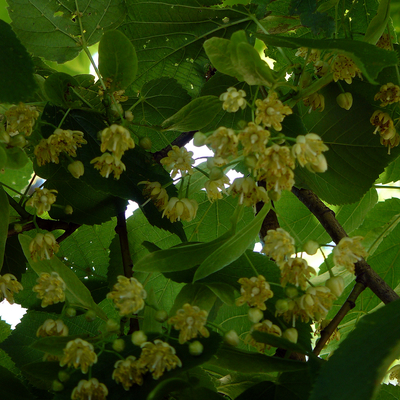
left=0, top=186, right=9, bottom=272
left=0, top=365, right=34, bottom=400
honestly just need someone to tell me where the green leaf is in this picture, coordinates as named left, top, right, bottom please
left=8, top=0, right=126, bottom=63
left=205, top=283, right=236, bottom=306
left=376, top=384, right=400, bottom=400
left=30, top=334, right=90, bottom=357
left=364, top=0, right=391, bottom=45
left=193, top=203, right=270, bottom=281
left=4, top=147, right=29, bottom=170
left=0, top=20, right=37, bottom=102
left=0, top=186, right=9, bottom=272
left=377, top=156, right=400, bottom=184
left=98, top=30, right=138, bottom=91
left=255, top=34, right=399, bottom=84
left=0, top=158, right=33, bottom=195
left=162, top=96, right=222, bottom=132
left=19, top=234, right=107, bottom=320
left=0, top=146, right=7, bottom=171
left=0, top=366, right=34, bottom=400
left=44, top=72, right=79, bottom=108
left=310, top=299, right=400, bottom=400
left=147, top=378, right=190, bottom=400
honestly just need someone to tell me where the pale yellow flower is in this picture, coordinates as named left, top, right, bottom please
left=138, top=340, right=182, bottom=379
left=168, top=303, right=209, bottom=344
left=29, top=232, right=60, bottom=262
left=160, top=145, right=194, bottom=178
left=228, top=176, right=269, bottom=207
left=238, top=122, right=270, bottom=155
left=314, top=60, right=330, bottom=76
left=333, top=236, right=367, bottom=273
left=68, top=160, right=85, bottom=178
left=204, top=175, right=229, bottom=202
left=255, top=92, right=293, bottom=131
left=36, top=319, right=69, bottom=337
left=219, top=87, right=247, bottom=112
left=100, top=124, right=134, bottom=159
left=303, top=92, right=325, bottom=113
left=90, top=152, right=126, bottom=180
left=262, top=228, right=295, bottom=266
left=370, top=110, right=399, bottom=153
left=33, top=271, right=66, bottom=307
left=246, top=319, right=282, bottom=353
left=389, top=365, right=400, bottom=385
left=0, top=274, right=23, bottom=304
left=26, top=188, right=58, bottom=215
left=107, top=276, right=147, bottom=316
left=112, top=355, right=144, bottom=390
left=331, top=54, right=362, bottom=84
left=374, top=83, right=400, bottom=107
left=295, top=47, right=320, bottom=64
left=5, top=103, right=39, bottom=136
left=292, top=133, right=328, bottom=172
left=60, top=338, right=97, bottom=373
left=162, top=197, right=198, bottom=222
left=296, top=286, right=336, bottom=322
left=71, top=378, right=108, bottom=400
left=205, top=126, right=239, bottom=159
left=381, top=131, right=400, bottom=154
left=279, top=257, right=316, bottom=290
left=236, top=275, right=273, bottom=310
left=336, top=92, right=353, bottom=110
left=138, top=181, right=169, bottom=210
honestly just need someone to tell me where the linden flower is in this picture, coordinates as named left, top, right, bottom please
left=376, top=33, right=392, bottom=50
left=228, top=177, right=269, bottom=207
left=279, top=257, right=316, bottom=290
left=168, top=303, right=210, bottom=344
left=71, top=378, right=108, bottom=400
left=295, top=47, right=320, bottom=64
left=238, top=122, right=270, bottom=155
left=0, top=274, right=23, bottom=304
left=314, top=60, right=330, bottom=77
left=331, top=54, right=362, bottom=84
left=236, top=275, right=273, bottom=310
left=292, top=133, right=329, bottom=173
left=333, top=236, right=368, bottom=273
left=257, top=144, right=295, bottom=195
left=297, top=286, right=336, bottom=322
left=100, top=124, right=135, bottom=159
left=29, top=232, right=60, bottom=262
left=262, top=228, right=295, bottom=266
left=389, top=365, right=400, bottom=385
left=33, top=271, right=66, bottom=307
left=26, top=187, right=58, bottom=215
left=162, top=197, right=198, bottom=222
left=107, top=276, right=147, bottom=316
left=374, top=83, right=400, bottom=107
left=160, top=145, right=194, bottom=178
left=381, top=131, right=400, bottom=154
left=255, top=92, right=293, bottom=131
left=60, top=338, right=98, bottom=373
left=91, top=152, right=126, bottom=180
left=204, top=175, right=229, bottom=202
left=5, top=103, right=39, bottom=136
left=246, top=319, right=282, bottom=353
left=138, top=181, right=169, bottom=210
left=138, top=340, right=182, bottom=379
left=112, top=355, right=144, bottom=390
left=219, top=87, right=247, bottom=112
left=303, top=92, right=325, bottom=113
left=36, top=319, right=69, bottom=337
left=370, top=110, right=396, bottom=136
left=205, top=126, right=239, bottom=160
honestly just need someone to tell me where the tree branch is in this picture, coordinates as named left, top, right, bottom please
left=115, top=211, right=133, bottom=279
left=291, top=186, right=399, bottom=304
left=153, top=131, right=196, bottom=163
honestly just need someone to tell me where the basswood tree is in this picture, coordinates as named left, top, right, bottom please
left=2, top=0, right=400, bottom=399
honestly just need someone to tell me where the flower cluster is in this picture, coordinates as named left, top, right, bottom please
left=60, top=338, right=98, bottom=373
left=292, top=133, right=328, bottom=173
left=219, top=87, right=247, bottom=112
left=0, top=274, right=23, bottom=304
left=71, top=378, right=108, bottom=400
left=333, top=236, right=368, bottom=273
left=26, top=187, right=58, bottom=215
left=374, top=83, right=400, bottom=107
left=236, top=275, right=274, bottom=310
left=246, top=319, right=282, bottom=353
left=331, top=54, right=362, bottom=84
left=107, top=276, right=147, bottom=316
left=295, top=47, right=320, bottom=64
left=29, top=232, right=60, bottom=261
left=36, top=319, right=69, bottom=337
left=238, top=122, right=270, bottom=155
left=33, top=271, right=66, bottom=307
left=139, top=181, right=169, bottom=210
left=160, top=145, right=194, bottom=178
left=303, top=92, right=325, bottom=113
left=91, top=152, right=126, bottom=180
left=228, top=177, right=269, bottom=207
left=204, top=175, right=230, bottom=202
left=34, top=128, right=87, bottom=166
left=112, top=356, right=145, bottom=390
left=370, top=110, right=400, bottom=154
left=205, top=126, right=239, bottom=160
left=279, top=257, right=316, bottom=290
left=262, top=228, right=295, bottom=265
left=162, top=197, right=198, bottom=223
left=5, top=103, right=39, bottom=136
left=168, top=303, right=210, bottom=344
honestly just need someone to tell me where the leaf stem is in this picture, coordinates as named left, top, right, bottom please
left=57, top=108, right=72, bottom=129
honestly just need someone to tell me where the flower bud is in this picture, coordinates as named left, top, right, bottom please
left=267, top=190, right=281, bottom=202
left=85, top=309, right=97, bottom=322
left=224, top=330, right=240, bottom=346
left=112, top=338, right=125, bottom=352
left=155, top=310, right=168, bottom=323
left=275, top=299, right=289, bottom=313
left=125, top=110, right=134, bottom=121
left=303, top=240, right=319, bottom=255
left=193, top=132, right=207, bottom=147
left=132, top=330, right=147, bottom=346
left=139, top=137, right=152, bottom=150
left=282, top=328, right=298, bottom=343
left=336, top=92, right=353, bottom=110
left=206, top=157, right=216, bottom=169
left=325, top=276, right=345, bottom=298
left=106, top=318, right=120, bottom=333
left=52, top=380, right=64, bottom=392
left=65, top=307, right=76, bottom=318
left=189, top=340, right=203, bottom=356
left=209, top=167, right=224, bottom=181
left=14, top=224, right=23, bottom=233
left=9, top=134, right=27, bottom=147
left=286, top=287, right=298, bottom=298
left=244, top=155, right=257, bottom=169
left=68, top=160, right=84, bottom=179
left=248, top=307, right=264, bottom=323
left=58, top=371, right=70, bottom=383
left=64, top=205, right=73, bottom=215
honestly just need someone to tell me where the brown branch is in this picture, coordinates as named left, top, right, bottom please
left=153, top=131, right=196, bottom=163
left=313, top=282, right=366, bottom=356
left=291, top=186, right=399, bottom=304
left=256, top=200, right=280, bottom=245
left=115, top=211, right=133, bottom=279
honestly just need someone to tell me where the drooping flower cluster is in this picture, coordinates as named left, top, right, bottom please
left=262, top=228, right=295, bottom=265
left=112, top=356, right=145, bottom=390
left=303, top=92, right=325, bottom=113
left=246, top=319, right=282, bottom=353
left=220, top=87, right=247, bottom=112
left=107, top=276, right=147, bottom=316
left=26, top=187, right=58, bottom=215
left=167, top=303, right=210, bottom=344
left=331, top=54, right=362, bottom=84
left=139, top=181, right=169, bottom=210
left=374, top=83, right=400, bottom=107
left=29, top=232, right=60, bottom=261
left=279, top=257, right=316, bottom=290
left=204, top=175, right=230, bottom=202
left=91, top=152, right=126, bottom=180
left=228, top=177, right=269, bottom=207
left=295, top=47, right=320, bottom=64
left=36, top=319, right=69, bottom=337
left=5, top=103, right=39, bottom=136
left=71, top=378, right=108, bottom=400
left=238, top=122, right=270, bottom=155
left=0, top=274, right=23, bottom=304
left=162, top=197, right=198, bottom=223
left=205, top=126, right=239, bottom=160
left=60, top=338, right=98, bottom=373
left=236, top=275, right=274, bottom=310
left=33, top=271, right=66, bottom=307
left=370, top=110, right=400, bottom=154
left=333, top=236, right=368, bottom=273
left=160, top=145, right=194, bottom=178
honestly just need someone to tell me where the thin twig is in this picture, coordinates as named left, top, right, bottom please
left=8, top=217, right=80, bottom=237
